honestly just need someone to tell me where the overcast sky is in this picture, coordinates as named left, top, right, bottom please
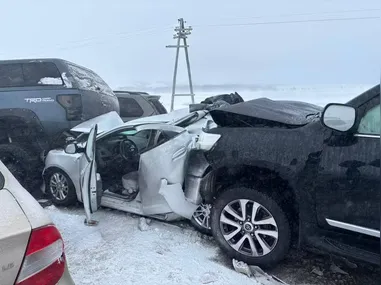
left=0, top=0, right=379, bottom=87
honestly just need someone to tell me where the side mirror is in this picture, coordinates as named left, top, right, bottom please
left=321, top=103, right=356, bottom=132
left=64, top=143, right=78, bottom=154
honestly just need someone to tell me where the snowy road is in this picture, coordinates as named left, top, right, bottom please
left=46, top=206, right=273, bottom=285
left=139, top=84, right=373, bottom=111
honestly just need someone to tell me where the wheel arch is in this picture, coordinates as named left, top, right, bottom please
left=0, top=109, right=49, bottom=151
left=43, top=166, right=81, bottom=202
left=203, top=162, right=301, bottom=246
left=0, top=108, right=45, bottom=133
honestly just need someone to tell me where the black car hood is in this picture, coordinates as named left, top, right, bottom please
left=209, top=98, right=323, bottom=127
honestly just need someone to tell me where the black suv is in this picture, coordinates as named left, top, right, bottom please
left=113, top=90, right=167, bottom=122
left=0, top=58, right=119, bottom=190
left=193, top=85, right=379, bottom=267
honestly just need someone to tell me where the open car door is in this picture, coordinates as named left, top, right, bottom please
left=80, top=124, right=100, bottom=225
left=136, top=124, right=198, bottom=218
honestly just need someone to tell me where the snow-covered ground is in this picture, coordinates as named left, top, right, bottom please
left=47, top=206, right=271, bottom=285
left=156, top=84, right=373, bottom=111
left=45, top=85, right=375, bottom=285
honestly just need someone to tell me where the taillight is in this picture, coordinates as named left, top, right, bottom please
left=57, top=94, right=83, bottom=121
left=16, top=225, right=65, bottom=285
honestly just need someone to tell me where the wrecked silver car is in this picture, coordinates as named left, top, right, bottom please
left=41, top=110, right=219, bottom=232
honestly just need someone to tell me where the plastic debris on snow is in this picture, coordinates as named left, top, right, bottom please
left=311, top=268, right=324, bottom=276
left=330, top=264, right=349, bottom=275
left=233, top=259, right=289, bottom=285
left=138, top=217, right=150, bottom=231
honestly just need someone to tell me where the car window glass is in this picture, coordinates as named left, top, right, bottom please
left=0, top=64, right=24, bottom=87
left=357, top=104, right=380, bottom=135
left=0, top=62, right=63, bottom=87
left=118, top=98, right=144, bottom=117
left=155, top=130, right=178, bottom=146
left=23, top=62, right=63, bottom=85
left=127, top=130, right=152, bottom=150
left=102, top=129, right=152, bottom=152
left=67, top=63, right=114, bottom=96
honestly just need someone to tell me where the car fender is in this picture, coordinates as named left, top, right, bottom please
left=43, top=149, right=82, bottom=201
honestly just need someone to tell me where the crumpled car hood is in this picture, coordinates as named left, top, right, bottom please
left=71, top=111, right=124, bottom=134
left=209, top=98, right=323, bottom=127
left=125, top=108, right=191, bottom=126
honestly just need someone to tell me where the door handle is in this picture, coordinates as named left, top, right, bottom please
left=172, top=147, right=187, bottom=160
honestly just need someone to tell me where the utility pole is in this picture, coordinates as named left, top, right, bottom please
left=166, top=18, right=195, bottom=111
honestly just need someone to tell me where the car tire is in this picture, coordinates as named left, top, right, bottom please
left=191, top=203, right=213, bottom=235
left=45, top=168, right=77, bottom=206
left=211, top=186, right=291, bottom=268
left=0, top=144, right=37, bottom=191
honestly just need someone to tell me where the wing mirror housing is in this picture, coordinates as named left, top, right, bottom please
left=64, top=143, right=78, bottom=154
left=321, top=103, right=357, bottom=132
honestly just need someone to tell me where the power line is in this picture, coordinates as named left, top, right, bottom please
left=61, top=25, right=174, bottom=47
left=31, top=10, right=380, bottom=53
left=5, top=15, right=379, bottom=57
left=214, top=8, right=380, bottom=22
left=54, top=27, right=173, bottom=52
left=13, top=27, right=173, bottom=57
left=193, top=16, right=380, bottom=28
left=12, top=26, right=174, bottom=57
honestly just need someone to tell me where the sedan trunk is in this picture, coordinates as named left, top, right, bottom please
left=0, top=189, right=31, bottom=284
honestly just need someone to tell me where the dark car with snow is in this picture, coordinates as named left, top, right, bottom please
left=0, top=58, right=120, bottom=190
left=113, top=90, right=167, bottom=122
left=193, top=85, right=380, bottom=267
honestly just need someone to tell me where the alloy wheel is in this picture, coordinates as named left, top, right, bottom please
left=192, top=203, right=212, bottom=230
left=219, top=199, right=278, bottom=257
left=49, top=173, right=69, bottom=201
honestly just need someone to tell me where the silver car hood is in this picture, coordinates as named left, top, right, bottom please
left=71, top=111, right=124, bottom=134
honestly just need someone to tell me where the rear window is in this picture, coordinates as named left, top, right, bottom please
left=118, top=98, right=144, bottom=117
left=67, top=63, right=114, bottom=97
left=150, top=99, right=168, bottom=114
left=0, top=62, right=63, bottom=87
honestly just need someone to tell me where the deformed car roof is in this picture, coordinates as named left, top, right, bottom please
left=70, top=109, right=210, bottom=134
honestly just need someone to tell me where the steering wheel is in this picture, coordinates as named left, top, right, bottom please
left=119, top=139, right=139, bottom=161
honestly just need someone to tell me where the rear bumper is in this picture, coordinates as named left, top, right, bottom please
left=57, top=263, right=75, bottom=285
